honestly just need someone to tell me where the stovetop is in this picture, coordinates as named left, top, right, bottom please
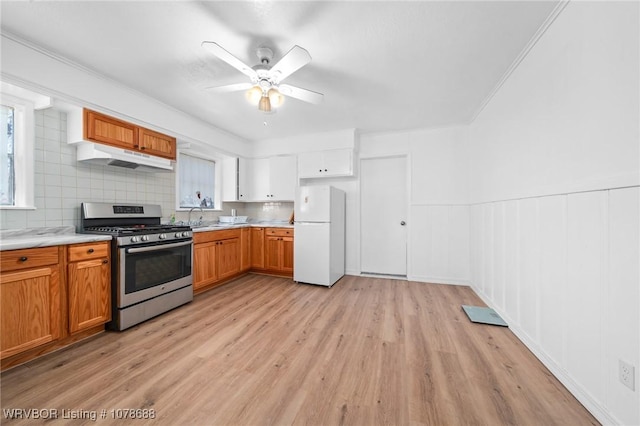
left=80, top=202, right=193, bottom=246
left=83, top=224, right=191, bottom=236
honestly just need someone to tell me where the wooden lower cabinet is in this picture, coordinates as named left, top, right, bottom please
left=67, top=242, right=111, bottom=334
left=0, top=255, right=62, bottom=359
left=1, top=243, right=112, bottom=370
left=193, top=229, right=241, bottom=292
left=250, top=227, right=265, bottom=269
left=193, top=242, right=218, bottom=291
left=264, top=228, right=294, bottom=276
left=192, top=226, right=295, bottom=294
left=217, top=238, right=240, bottom=280
left=240, top=228, right=251, bottom=272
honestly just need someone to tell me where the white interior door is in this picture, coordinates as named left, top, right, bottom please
left=360, top=156, right=408, bottom=276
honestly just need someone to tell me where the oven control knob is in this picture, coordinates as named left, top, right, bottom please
left=183, top=231, right=190, bottom=237
left=131, top=236, right=139, bottom=243
left=141, top=235, right=149, bottom=242
left=175, top=232, right=182, bottom=238
left=159, top=233, right=167, bottom=240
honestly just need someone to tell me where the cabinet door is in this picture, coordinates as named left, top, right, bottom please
left=217, top=238, right=240, bottom=280
left=265, top=236, right=281, bottom=271
left=297, top=151, right=323, bottom=178
left=250, top=158, right=270, bottom=201
left=322, top=149, right=353, bottom=176
left=193, top=242, right=217, bottom=290
left=251, top=228, right=265, bottom=269
left=68, top=258, right=111, bottom=333
left=240, top=228, right=251, bottom=272
left=138, top=127, right=176, bottom=160
left=281, top=236, right=294, bottom=273
left=84, top=109, right=137, bottom=150
left=238, top=158, right=251, bottom=201
left=269, top=156, right=296, bottom=200
left=0, top=267, right=61, bottom=359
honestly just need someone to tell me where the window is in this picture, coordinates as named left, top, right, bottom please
left=0, top=92, right=35, bottom=209
left=178, top=153, right=216, bottom=209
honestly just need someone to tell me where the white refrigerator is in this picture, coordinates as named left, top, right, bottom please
left=294, top=185, right=346, bottom=287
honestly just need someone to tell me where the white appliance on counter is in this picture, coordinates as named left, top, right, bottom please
left=294, top=185, right=346, bottom=287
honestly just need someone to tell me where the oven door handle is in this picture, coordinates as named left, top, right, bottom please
left=126, top=240, right=192, bottom=254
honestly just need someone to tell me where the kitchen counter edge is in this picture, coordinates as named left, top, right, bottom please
left=191, top=223, right=294, bottom=233
left=0, top=233, right=113, bottom=252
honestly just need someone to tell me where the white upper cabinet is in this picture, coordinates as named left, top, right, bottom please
left=268, top=156, right=296, bottom=200
left=298, top=148, right=354, bottom=178
left=224, top=156, right=296, bottom=202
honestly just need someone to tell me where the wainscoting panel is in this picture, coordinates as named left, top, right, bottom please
left=470, top=187, right=640, bottom=425
left=566, top=191, right=606, bottom=402
left=410, top=205, right=470, bottom=285
left=537, top=195, right=567, bottom=366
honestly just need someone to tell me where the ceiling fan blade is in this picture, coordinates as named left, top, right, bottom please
left=269, top=45, right=312, bottom=83
left=202, top=41, right=257, bottom=79
left=205, top=82, right=254, bottom=93
left=279, top=84, right=324, bottom=105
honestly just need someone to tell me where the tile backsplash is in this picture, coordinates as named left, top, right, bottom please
left=0, top=107, right=294, bottom=230
left=0, top=108, right=175, bottom=230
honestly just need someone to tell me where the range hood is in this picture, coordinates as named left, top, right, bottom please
left=75, top=142, right=173, bottom=173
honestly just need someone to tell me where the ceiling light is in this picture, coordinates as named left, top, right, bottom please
left=245, top=86, right=262, bottom=106
left=258, top=95, right=271, bottom=112
left=268, top=88, right=284, bottom=108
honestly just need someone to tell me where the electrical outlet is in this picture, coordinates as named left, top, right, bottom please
left=619, top=360, right=635, bottom=391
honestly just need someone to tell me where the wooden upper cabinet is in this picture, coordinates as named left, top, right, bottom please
left=139, top=127, right=176, bottom=160
left=83, top=109, right=176, bottom=160
left=84, top=109, right=137, bottom=150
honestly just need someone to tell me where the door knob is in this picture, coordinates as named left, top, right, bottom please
left=400, top=221, right=406, bottom=226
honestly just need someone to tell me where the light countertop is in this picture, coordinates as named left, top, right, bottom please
left=0, top=226, right=113, bottom=251
left=0, top=222, right=294, bottom=251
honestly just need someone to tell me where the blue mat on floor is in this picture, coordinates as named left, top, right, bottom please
left=462, top=305, right=508, bottom=327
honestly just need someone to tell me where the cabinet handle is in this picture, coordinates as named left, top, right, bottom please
left=88, top=248, right=94, bottom=253
left=133, top=144, right=139, bottom=148
left=319, top=169, right=322, bottom=172
left=140, top=146, right=146, bottom=150
left=324, top=169, right=328, bottom=172
left=19, top=256, right=28, bottom=262
left=102, top=259, right=109, bottom=264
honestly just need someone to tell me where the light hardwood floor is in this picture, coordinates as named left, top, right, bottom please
left=1, top=274, right=598, bottom=425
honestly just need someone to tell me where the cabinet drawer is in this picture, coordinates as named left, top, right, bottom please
left=68, top=242, right=110, bottom=262
left=265, top=228, right=294, bottom=237
left=194, top=229, right=241, bottom=244
left=1, top=247, right=59, bottom=272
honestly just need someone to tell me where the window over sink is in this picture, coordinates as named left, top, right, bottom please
left=177, top=153, right=217, bottom=210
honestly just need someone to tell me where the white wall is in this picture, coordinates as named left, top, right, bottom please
left=468, top=2, right=639, bottom=424
left=361, top=127, right=471, bottom=284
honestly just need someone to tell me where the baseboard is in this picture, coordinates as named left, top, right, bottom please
left=408, top=275, right=471, bottom=286
left=471, top=286, right=620, bottom=426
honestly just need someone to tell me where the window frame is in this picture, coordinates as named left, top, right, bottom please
left=0, top=92, right=35, bottom=210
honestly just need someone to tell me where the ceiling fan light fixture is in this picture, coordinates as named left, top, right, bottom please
left=258, top=95, right=271, bottom=112
left=245, top=86, right=262, bottom=105
left=268, top=88, right=284, bottom=108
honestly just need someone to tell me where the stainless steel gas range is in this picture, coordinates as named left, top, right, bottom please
left=81, top=202, right=193, bottom=330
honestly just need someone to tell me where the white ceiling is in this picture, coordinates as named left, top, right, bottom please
left=0, top=1, right=559, bottom=142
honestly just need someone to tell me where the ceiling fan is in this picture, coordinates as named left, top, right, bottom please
left=202, top=41, right=324, bottom=113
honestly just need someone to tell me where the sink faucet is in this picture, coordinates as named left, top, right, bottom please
left=188, top=206, right=203, bottom=225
